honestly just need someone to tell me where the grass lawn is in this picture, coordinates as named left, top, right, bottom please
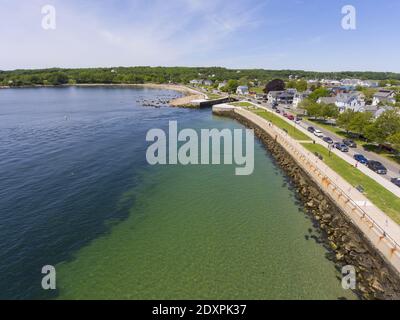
left=231, top=101, right=254, bottom=107
left=302, top=143, right=400, bottom=223
left=207, top=93, right=223, bottom=100
left=250, top=86, right=265, bottom=94
left=253, top=109, right=312, bottom=141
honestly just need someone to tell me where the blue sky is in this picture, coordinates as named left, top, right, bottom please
left=1, top=0, right=400, bottom=72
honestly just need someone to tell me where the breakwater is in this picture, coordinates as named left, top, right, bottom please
left=214, top=105, right=400, bottom=300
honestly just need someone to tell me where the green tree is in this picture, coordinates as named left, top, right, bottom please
left=320, top=103, right=339, bottom=120
left=286, top=80, right=296, bottom=88
left=308, top=88, right=330, bottom=102
left=264, top=79, right=285, bottom=93
left=388, top=132, right=400, bottom=151
left=48, top=72, right=69, bottom=85
left=349, top=112, right=373, bottom=136
left=337, top=109, right=356, bottom=133
left=365, top=110, right=400, bottom=146
left=222, top=79, right=239, bottom=94
left=301, top=99, right=321, bottom=118
left=295, top=80, right=308, bottom=92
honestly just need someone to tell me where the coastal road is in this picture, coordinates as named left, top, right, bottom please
left=246, top=98, right=400, bottom=197
left=300, top=118, right=400, bottom=179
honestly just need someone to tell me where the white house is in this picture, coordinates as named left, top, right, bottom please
left=360, top=80, right=379, bottom=88
left=372, top=90, right=396, bottom=106
left=320, top=79, right=342, bottom=87
left=267, top=91, right=284, bottom=103
left=236, top=86, right=249, bottom=95
left=278, top=91, right=296, bottom=104
left=335, top=92, right=366, bottom=112
left=317, top=92, right=365, bottom=112
left=362, top=105, right=394, bottom=118
left=341, top=79, right=379, bottom=88
left=341, top=79, right=360, bottom=86
left=293, top=91, right=310, bottom=108
left=190, top=79, right=203, bottom=85
left=317, top=97, right=337, bottom=105
left=218, top=81, right=227, bottom=89
left=203, top=80, right=213, bottom=86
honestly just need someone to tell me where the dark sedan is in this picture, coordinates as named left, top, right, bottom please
left=308, top=126, right=315, bottom=133
left=343, top=139, right=357, bottom=148
left=391, top=177, right=400, bottom=187
left=353, top=154, right=369, bottom=165
left=333, top=142, right=349, bottom=152
left=368, top=161, right=387, bottom=175
left=323, top=137, right=334, bottom=144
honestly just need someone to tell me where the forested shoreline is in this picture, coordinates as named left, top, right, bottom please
left=2, top=67, right=400, bottom=87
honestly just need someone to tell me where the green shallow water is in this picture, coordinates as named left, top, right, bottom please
left=57, top=126, right=356, bottom=300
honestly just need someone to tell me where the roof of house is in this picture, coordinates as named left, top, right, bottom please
left=374, top=90, right=395, bottom=98
left=237, top=86, right=249, bottom=90
left=363, top=105, right=378, bottom=112
left=318, top=97, right=336, bottom=104
left=279, top=92, right=295, bottom=99
left=268, top=91, right=284, bottom=97
left=294, top=91, right=310, bottom=98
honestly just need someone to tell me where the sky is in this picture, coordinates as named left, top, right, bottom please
left=1, top=0, right=400, bottom=72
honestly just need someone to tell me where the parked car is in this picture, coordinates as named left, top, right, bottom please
left=391, top=177, right=400, bottom=187
left=353, top=154, right=369, bottom=165
left=334, top=142, right=349, bottom=152
left=343, top=139, right=357, bottom=148
left=323, top=137, right=333, bottom=144
left=287, top=115, right=295, bottom=121
left=275, top=109, right=281, bottom=114
left=308, top=126, right=315, bottom=133
left=272, top=102, right=278, bottom=108
left=313, top=129, right=324, bottom=138
left=368, top=161, right=387, bottom=175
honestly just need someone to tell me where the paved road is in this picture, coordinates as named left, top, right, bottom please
left=248, top=98, right=400, bottom=187
left=301, top=118, right=400, bottom=178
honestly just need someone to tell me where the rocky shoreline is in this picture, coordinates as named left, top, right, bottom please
left=226, top=111, right=400, bottom=300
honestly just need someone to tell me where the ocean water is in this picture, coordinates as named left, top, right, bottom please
left=0, top=87, right=356, bottom=300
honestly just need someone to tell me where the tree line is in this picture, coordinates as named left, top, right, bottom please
left=2, top=67, right=400, bottom=87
